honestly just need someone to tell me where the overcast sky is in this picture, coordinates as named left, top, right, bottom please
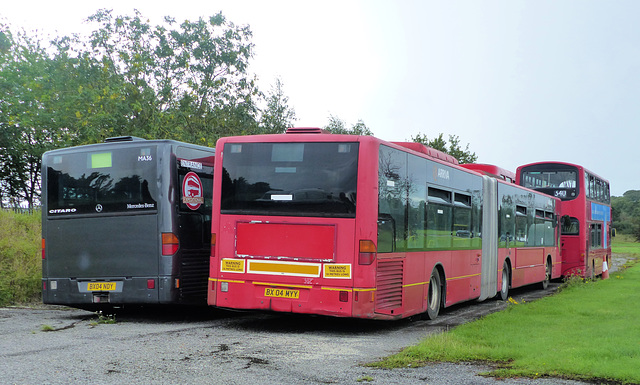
left=2, top=1, right=639, bottom=196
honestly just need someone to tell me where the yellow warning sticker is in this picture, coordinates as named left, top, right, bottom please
left=323, top=264, right=351, bottom=279
left=221, top=259, right=245, bottom=273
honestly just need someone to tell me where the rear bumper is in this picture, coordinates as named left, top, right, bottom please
left=209, top=279, right=400, bottom=320
left=42, top=277, right=171, bottom=306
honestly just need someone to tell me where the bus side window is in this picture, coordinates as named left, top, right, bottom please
left=426, top=187, right=453, bottom=249
left=515, top=206, right=528, bottom=246
left=378, top=146, right=408, bottom=252
left=377, top=214, right=395, bottom=253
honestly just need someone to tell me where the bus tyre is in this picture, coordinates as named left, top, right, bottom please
left=424, top=269, right=442, bottom=320
left=540, top=260, right=551, bottom=290
left=497, top=263, right=510, bottom=301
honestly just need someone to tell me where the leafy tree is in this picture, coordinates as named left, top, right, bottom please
left=259, top=77, right=296, bottom=134
left=0, top=26, right=66, bottom=208
left=410, top=133, right=478, bottom=164
left=611, top=190, right=640, bottom=239
left=80, top=9, right=261, bottom=145
left=323, top=115, right=373, bottom=135
left=1, top=10, right=281, bottom=206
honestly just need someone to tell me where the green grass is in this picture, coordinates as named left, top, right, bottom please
left=612, top=233, right=640, bottom=256
left=0, top=210, right=42, bottom=306
left=372, top=237, right=640, bottom=384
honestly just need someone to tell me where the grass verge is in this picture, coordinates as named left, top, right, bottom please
left=371, top=238, right=640, bottom=384
left=0, top=210, right=41, bottom=306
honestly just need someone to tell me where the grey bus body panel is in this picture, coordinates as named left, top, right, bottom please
left=479, top=175, right=498, bottom=301
left=41, top=139, right=214, bottom=308
left=45, top=214, right=159, bottom=278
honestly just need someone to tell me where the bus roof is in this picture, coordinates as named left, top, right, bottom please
left=460, top=163, right=515, bottom=183
left=516, top=161, right=609, bottom=184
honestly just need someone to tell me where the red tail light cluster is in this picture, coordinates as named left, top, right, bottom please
left=358, top=240, right=377, bottom=265
left=162, top=233, right=179, bottom=256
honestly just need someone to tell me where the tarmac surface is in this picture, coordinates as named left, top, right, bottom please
left=1, top=254, right=630, bottom=384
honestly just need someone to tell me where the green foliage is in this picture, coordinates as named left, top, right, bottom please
left=373, top=240, right=640, bottom=384
left=2, top=10, right=294, bottom=207
left=0, top=210, right=41, bottom=306
left=0, top=26, right=65, bottom=208
left=90, top=312, right=117, bottom=326
left=323, top=115, right=373, bottom=135
left=410, top=133, right=478, bottom=164
left=40, top=324, right=55, bottom=332
left=259, top=77, right=297, bottom=134
left=611, top=190, right=640, bottom=239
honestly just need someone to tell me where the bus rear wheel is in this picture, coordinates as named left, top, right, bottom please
left=497, top=262, right=510, bottom=301
left=540, top=259, right=551, bottom=290
left=424, top=269, right=442, bottom=320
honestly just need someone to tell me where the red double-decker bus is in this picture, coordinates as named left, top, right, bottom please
left=516, top=162, right=612, bottom=278
left=208, top=129, right=560, bottom=320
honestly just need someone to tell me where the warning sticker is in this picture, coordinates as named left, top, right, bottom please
left=221, top=259, right=246, bottom=273
left=182, top=171, right=204, bottom=210
left=323, top=264, right=351, bottom=279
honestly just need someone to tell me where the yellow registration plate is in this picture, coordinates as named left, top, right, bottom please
left=264, top=287, right=299, bottom=299
left=87, top=282, right=117, bottom=291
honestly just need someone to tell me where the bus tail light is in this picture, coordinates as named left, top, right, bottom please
left=41, top=238, right=45, bottom=259
left=358, top=240, right=377, bottom=265
left=211, top=233, right=216, bottom=258
left=147, top=279, right=155, bottom=289
left=339, top=291, right=349, bottom=302
left=162, top=233, right=179, bottom=255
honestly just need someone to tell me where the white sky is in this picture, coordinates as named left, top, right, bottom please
left=2, top=0, right=639, bottom=196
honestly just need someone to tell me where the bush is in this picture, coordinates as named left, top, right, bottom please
left=0, top=210, right=42, bottom=306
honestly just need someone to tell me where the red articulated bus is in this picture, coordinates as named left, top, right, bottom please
left=208, top=128, right=561, bottom=320
left=516, top=162, right=612, bottom=279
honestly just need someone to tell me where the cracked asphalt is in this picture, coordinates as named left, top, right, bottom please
left=1, top=255, right=628, bottom=385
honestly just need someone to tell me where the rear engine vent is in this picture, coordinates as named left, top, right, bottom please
left=375, top=260, right=404, bottom=312
left=285, top=127, right=330, bottom=134
left=105, top=136, right=146, bottom=142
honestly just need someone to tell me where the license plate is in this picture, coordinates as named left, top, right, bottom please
left=86, top=282, right=117, bottom=291
left=264, top=287, right=299, bottom=299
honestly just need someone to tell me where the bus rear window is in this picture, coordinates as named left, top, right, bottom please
left=221, top=142, right=358, bottom=217
left=46, top=146, right=158, bottom=216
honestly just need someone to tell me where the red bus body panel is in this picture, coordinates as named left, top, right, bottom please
left=209, top=134, right=561, bottom=320
left=516, top=161, right=611, bottom=279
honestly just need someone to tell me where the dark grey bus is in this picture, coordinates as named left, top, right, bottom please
left=41, top=136, right=214, bottom=310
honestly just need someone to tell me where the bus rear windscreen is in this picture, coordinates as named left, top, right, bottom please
left=221, top=142, right=358, bottom=217
left=46, top=146, right=158, bottom=216
left=519, top=165, right=580, bottom=200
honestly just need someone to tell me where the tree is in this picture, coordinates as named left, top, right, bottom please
left=611, top=190, right=640, bottom=239
left=0, top=26, right=66, bottom=208
left=259, top=77, right=296, bottom=134
left=323, top=115, right=373, bottom=135
left=410, top=133, right=478, bottom=164
left=79, top=9, right=261, bottom=145
left=0, top=10, right=282, bottom=206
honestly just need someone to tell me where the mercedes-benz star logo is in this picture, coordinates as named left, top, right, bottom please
left=95, top=204, right=103, bottom=213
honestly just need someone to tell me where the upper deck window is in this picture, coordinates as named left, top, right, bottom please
left=46, top=146, right=158, bottom=216
left=519, top=165, right=579, bottom=201
left=221, top=142, right=358, bottom=217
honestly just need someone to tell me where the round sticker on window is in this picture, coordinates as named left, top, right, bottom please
left=182, top=171, right=204, bottom=210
